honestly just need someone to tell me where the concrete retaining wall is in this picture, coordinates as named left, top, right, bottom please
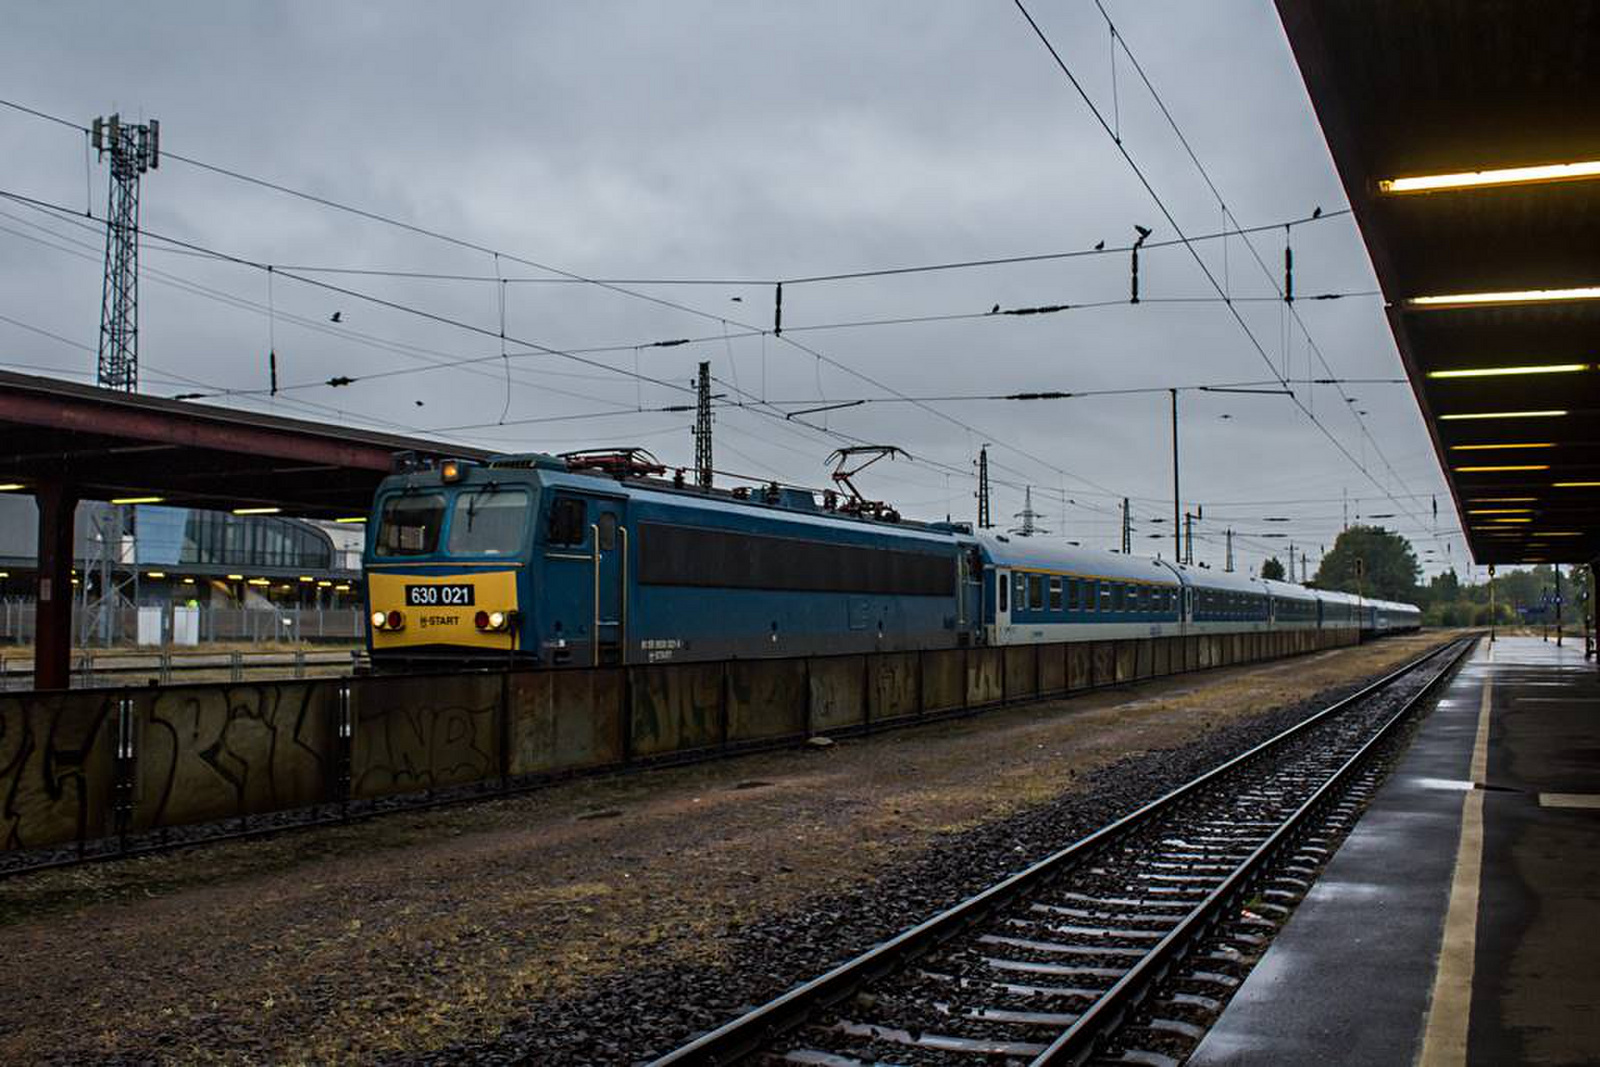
left=0, top=626, right=1361, bottom=856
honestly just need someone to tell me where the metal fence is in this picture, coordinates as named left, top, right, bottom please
left=0, top=626, right=1360, bottom=860
left=0, top=600, right=365, bottom=645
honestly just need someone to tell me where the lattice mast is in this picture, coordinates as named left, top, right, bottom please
left=693, top=360, right=713, bottom=489
left=92, top=113, right=159, bottom=392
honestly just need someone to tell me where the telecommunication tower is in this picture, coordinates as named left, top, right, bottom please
left=91, top=113, right=159, bottom=392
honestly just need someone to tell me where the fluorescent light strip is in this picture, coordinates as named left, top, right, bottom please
left=1467, top=508, right=1533, bottom=515
left=1553, top=481, right=1600, bottom=488
left=232, top=506, right=282, bottom=515
left=1453, top=464, right=1551, bottom=472
left=1468, top=496, right=1537, bottom=503
left=1448, top=443, right=1555, bottom=451
left=1439, top=410, right=1566, bottom=421
left=1409, top=287, right=1600, bottom=308
left=1428, top=363, right=1589, bottom=379
left=1380, top=160, right=1600, bottom=194
left=110, top=495, right=164, bottom=505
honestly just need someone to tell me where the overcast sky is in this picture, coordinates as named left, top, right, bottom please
left=0, top=1, right=1470, bottom=579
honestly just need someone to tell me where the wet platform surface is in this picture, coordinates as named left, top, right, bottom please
left=1190, top=636, right=1600, bottom=1066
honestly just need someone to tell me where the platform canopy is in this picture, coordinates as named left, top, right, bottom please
left=0, top=369, right=490, bottom=518
left=1278, top=0, right=1600, bottom=566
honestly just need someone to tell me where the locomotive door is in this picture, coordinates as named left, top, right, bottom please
left=589, top=498, right=628, bottom=665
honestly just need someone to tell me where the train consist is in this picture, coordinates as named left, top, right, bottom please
left=363, top=451, right=1420, bottom=670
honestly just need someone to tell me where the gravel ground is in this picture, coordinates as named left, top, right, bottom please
left=0, top=633, right=1452, bottom=1064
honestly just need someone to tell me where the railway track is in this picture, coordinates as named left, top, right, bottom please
left=654, top=636, right=1474, bottom=1066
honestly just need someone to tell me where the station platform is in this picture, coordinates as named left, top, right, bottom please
left=1190, top=636, right=1600, bottom=1066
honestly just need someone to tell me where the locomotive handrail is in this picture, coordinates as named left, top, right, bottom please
left=620, top=525, right=630, bottom=665
left=591, top=522, right=602, bottom=667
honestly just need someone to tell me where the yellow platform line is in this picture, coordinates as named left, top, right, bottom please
left=1419, top=658, right=1490, bottom=1066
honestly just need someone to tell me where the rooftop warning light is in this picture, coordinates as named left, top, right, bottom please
left=1379, top=159, right=1600, bottom=194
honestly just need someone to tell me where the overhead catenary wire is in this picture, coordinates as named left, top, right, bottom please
left=0, top=92, right=1429, bottom=544
left=1088, top=1, right=1438, bottom=534
left=1009, top=0, right=1430, bottom=535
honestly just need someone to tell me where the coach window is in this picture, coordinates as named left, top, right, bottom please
left=1049, top=576, right=1062, bottom=610
left=1029, top=575, right=1045, bottom=610
left=546, top=497, right=588, bottom=546
left=447, top=487, right=531, bottom=556
left=1100, top=583, right=1113, bottom=612
left=376, top=493, right=446, bottom=557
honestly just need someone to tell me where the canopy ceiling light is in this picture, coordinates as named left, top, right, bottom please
left=1553, top=481, right=1600, bottom=488
left=1428, top=364, right=1589, bottom=379
left=1453, top=464, right=1551, bottom=472
left=1408, top=287, right=1600, bottom=309
left=1448, top=443, right=1555, bottom=451
left=1468, top=496, right=1537, bottom=503
left=1467, top=508, right=1534, bottom=515
left=1439, top=410, right=1566, bottom=421
left=1379, top=159, right=1600, bottom=194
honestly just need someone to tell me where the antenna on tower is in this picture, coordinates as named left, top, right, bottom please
left=91, top=112, right=158, bottom=392
left=693, top=360, right=713, bottom=489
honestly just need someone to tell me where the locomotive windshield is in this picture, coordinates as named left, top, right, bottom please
left=446, top=487, right=530, bottom=556
left=375, top=493, right=446, bottom=556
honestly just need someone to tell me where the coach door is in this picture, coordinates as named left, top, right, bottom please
left=589, top=497, right=628, bottom=665
left=995, top=567, right=1012, bottom=634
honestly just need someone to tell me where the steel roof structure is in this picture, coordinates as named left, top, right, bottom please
left=1278, top=0, right=1600, bottom=566
left=0, top=369, right=489, bottom=517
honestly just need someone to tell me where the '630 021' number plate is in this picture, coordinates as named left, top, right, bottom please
left=406, top=583, right=475, bottom=606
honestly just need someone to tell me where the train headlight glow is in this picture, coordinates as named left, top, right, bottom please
left=371, top=610, right=386, bottom=629
left=489, top=611, right=506, bottom=630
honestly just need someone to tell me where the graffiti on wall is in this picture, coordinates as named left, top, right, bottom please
left=0, top=693, right=115, bottom=851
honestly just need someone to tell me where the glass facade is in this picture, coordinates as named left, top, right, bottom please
left=179, top=511, right=335, bottom=571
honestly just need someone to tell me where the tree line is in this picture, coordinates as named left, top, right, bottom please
left=1258, top=524, right=1592, bottom=627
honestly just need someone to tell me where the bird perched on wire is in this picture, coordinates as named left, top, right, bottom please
left=1093, top=240, right=1105, bottom=250
left=1134, top=224, right=1153, bottom=241
left=330, top=311, right=343, bottom=323
left=990, top=303, right=1000, bottom=314
left=1312, top=206, right=1323, bottom=218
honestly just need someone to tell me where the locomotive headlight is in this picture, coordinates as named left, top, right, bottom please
left=489, top=611, right=506, bottom=630
left=370, top=610, right=386, bottom=629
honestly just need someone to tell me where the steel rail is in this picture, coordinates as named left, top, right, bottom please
left=651, top=636, right=1473, bottom=1066
left=1033, top=633, right=1473, bottom=1063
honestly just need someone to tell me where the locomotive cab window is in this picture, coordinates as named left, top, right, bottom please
left=546, top=497, right=588, bottom=546
left=597, top=512, right=618, bottom=551
left=447, top=487, right=530, bottom=556
left=376, top=493, right=446, bottom=557
left=998, top=573, right=1008, bottom=612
